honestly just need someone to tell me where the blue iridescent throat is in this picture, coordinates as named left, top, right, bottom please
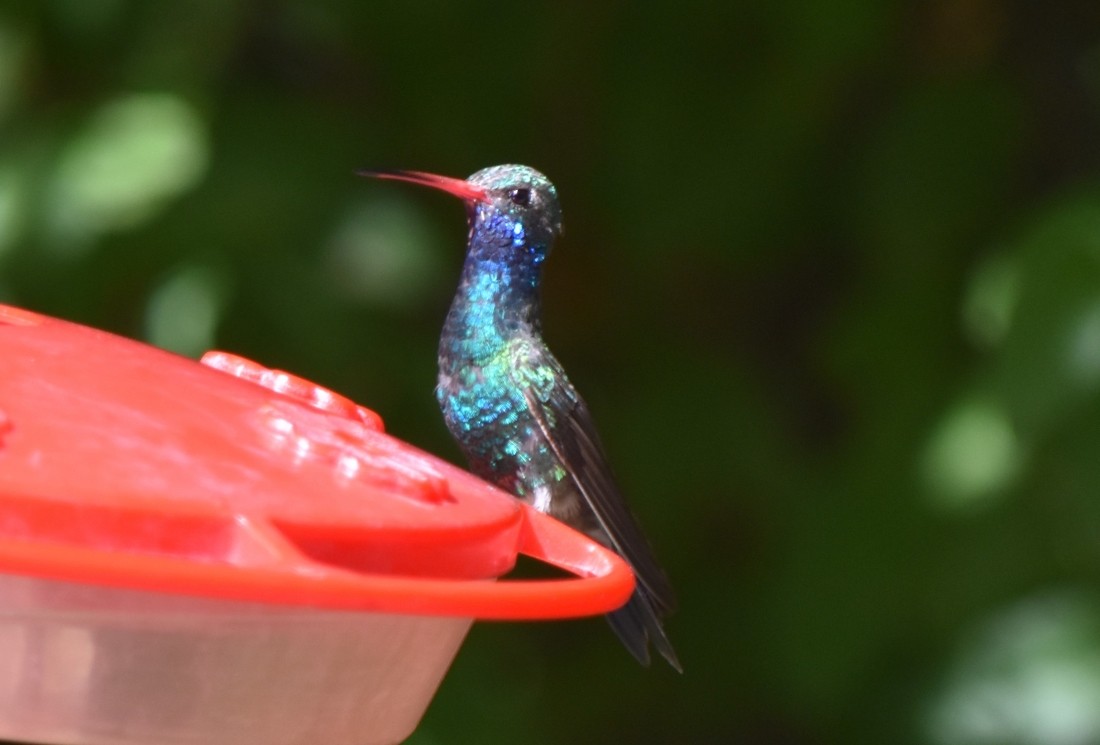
left=441, top=201, right=549, bottom=361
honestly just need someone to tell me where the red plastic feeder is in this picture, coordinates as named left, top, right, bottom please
left=0, top=304, right=633, bottom=745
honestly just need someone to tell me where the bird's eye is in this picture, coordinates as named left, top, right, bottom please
left=508, top=188, right=531, bottom=207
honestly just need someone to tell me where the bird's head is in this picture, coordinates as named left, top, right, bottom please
left=360, top=164, right=563, bottom=266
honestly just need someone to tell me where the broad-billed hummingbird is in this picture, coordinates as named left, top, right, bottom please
left=360, top=164, right=680, bottom=670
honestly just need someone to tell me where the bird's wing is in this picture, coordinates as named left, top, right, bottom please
left=513, top=342, right=676, bottom=614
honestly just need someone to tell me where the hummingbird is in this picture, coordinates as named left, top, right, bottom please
left=360, top=164, right=680, bottom=671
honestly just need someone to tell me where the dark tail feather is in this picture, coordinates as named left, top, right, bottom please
left=606, top=589, right=682, bottom=673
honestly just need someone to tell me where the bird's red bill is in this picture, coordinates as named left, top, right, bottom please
left=358, top=169, right=488, bottom=202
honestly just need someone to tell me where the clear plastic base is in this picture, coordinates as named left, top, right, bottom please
left=0, top=573, right=472, bottom=745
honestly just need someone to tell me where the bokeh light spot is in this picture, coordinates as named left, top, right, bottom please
left=323, top=198, right=445, bottom=309
left=963, top=254, right=1020, bottom=349
left=1065, top=301, right=1100, bottom=388
left=927, top=592, right=1100, bottom=745
left=922, top=396, right=1021, bottom=511
left=144, top=263, right=231, bottom=358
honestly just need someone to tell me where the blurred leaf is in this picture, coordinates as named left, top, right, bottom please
left=45, top=93, right=208, bottom=250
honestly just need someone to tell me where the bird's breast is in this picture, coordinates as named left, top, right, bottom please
left=436, top=356, right=569, bottom=503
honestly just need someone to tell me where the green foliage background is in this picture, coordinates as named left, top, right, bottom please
left=3, top=2, right=1100, bottom=743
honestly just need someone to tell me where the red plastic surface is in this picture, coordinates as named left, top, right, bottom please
left=0, top=304, right=633, bottom=619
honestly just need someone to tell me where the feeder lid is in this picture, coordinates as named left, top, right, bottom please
left=0, top=304, right=633, bottom=618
